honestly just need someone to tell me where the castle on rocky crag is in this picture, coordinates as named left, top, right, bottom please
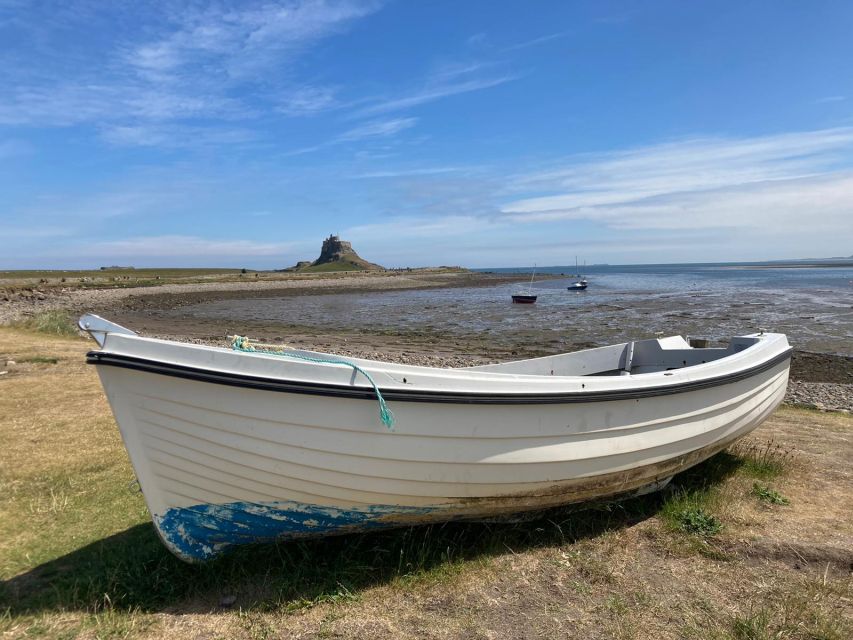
left=286, top=235, right=384, bottom=272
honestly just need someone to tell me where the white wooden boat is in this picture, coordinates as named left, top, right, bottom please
left=80, top=314, right=791, bottom=562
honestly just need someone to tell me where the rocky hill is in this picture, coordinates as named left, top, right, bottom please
left=286, top=235, right=384, bottom=272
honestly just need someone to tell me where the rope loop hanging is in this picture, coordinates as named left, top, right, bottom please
left=231, top=336, right=395, bottom=430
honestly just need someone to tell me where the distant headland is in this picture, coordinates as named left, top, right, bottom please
left=282, top=234, right=385, bottom=273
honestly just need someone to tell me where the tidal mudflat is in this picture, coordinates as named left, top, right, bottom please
left=91, top=268, right=852, bottom=411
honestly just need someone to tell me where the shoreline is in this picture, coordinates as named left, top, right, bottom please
left=0, top=271, right=531, bottom=325
left=2, top=270, right=850, bottom=409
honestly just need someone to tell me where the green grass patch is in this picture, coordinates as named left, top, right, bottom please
left=0, top=268, right=241, bottom=280
left=2, top=487, right=657, bottom=619
left=17, top=356, right=59, bottom=365
left=14, top=311, right=77, bottom=337
left=750, top=483, right=789, bottom=505
left=656, top=448, right=743, bottom=540
left=729, top=439, right=796, bottom=479
left=297, top=261, right=368, bottom=272
left=677, top=507, right=723, bottom=537
left=0, top=446, right=782, bottom=637
left=655, top=451, right=741, bottom=540
left=725, top=580, right=852, bottom=640
left=661, top=493, right=723, bottom=537
left=729, top=607, right=773, bottom=639
left=679, top=575, right=853, bottom=639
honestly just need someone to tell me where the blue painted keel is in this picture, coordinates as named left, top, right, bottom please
left=154, top=500, right=440, bottom=561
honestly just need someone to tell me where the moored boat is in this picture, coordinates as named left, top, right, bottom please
left=512, top=265, right=538, bottom=303
left=568, top=256, right=588, bottom=290
left=81, top=314, right=792, bottom=562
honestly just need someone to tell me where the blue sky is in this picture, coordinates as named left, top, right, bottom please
left=1, top=0, right=852, bottom=269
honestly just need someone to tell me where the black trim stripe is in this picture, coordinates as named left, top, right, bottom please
left=86, top=347, right=792, bottom=405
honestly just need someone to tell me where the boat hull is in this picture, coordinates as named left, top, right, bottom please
left=511, top=294, right=537, bottom=303
left=93, top=353, right=790, bottom=562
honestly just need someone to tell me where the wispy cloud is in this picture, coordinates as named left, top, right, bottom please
left=351, top=166, right=469, bottom=179
left=466, top=33, right=487, bottom=48
left=0, top=84, right=122, bottom=127
left=508, top=172, right=853, bottom=232
left=124, top=1, right=380, bottom=82
left=333, top=127, right=853, bottom=265
left=0, top=1, right=380, bottom=128
left=0, top=74, right=245, bottom=127
left=285, top=116, right=418, bottom=155
left=814, top=95, right=846, bottom=104
left=100, top=124, right=257, bottom=148
left=354, top=62, right=517, bottom=117
left=10, top=174, right=218, bottom=226
left=344, top=215, right=502, bottom=242
left=1, top=2, right=518, bottom=159
left=276, top=85, right=340, bottom=116
left=89, top=235, right=294, bottom=257
left=346, top=166, right=505, bottom=227
left=337, top=117, right=418, bottom=141
left=356, top=75, right=515, bottom=117
left=501, top=31, right=568, bottom=52
left=2, top=226, right=73, bottom=240
left=502, top=128, right=853, bottom=231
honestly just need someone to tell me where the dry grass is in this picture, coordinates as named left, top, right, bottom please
left=0, top=327, right=851, bottom=639
left=11, top=310, right=79, bottom=337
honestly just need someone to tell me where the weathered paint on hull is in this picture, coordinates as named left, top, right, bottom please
left=154, top=501, right=440, bottom=562
left=151, top=415, right=764, bottom=562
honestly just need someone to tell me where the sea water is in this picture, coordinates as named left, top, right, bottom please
left=177, top=263, right=853, bottom=354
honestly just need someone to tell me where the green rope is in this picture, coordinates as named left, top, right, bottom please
left=230, top=336, right=395, bottom=431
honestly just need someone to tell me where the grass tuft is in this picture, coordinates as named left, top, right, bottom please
left=658, top=456, right=733, bottom=540
left=728, top=439, right=796, bottom=479
left=750, top=483, right=790, bottom=505
left=15, top=311, right=78, bottom=337
left=82, top=605, right=154, bottom=640
left=18, top=356, right=59, bottom=365
left=673, top=506, right=723, bottom=537
left=729, top=607, right=772, bottom=639
left=724, top=574, right=853, bottom=640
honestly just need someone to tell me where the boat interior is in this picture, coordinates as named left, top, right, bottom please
left=79, top=315, right=769, bottom=381
left=467, top=335, right=763, bottom=377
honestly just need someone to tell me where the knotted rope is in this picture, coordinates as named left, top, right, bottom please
left=230, top=336, right=395, bottom=430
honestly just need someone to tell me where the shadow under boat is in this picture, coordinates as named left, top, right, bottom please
left=1, top=451, right=746, bottom=616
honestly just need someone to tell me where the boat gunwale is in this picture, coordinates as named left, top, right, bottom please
left=87, top=347, right=792, bottom=405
